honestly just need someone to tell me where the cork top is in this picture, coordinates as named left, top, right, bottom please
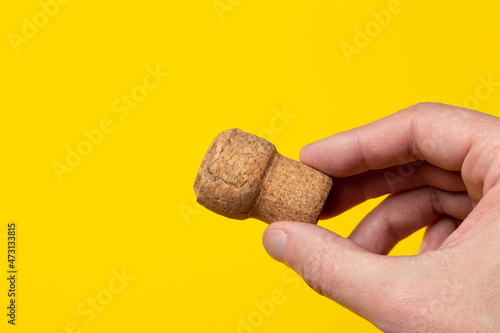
left=194, top=128, right=277, bottom=220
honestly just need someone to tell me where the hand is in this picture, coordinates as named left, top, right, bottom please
left=262, top=103, right=500, bottom=332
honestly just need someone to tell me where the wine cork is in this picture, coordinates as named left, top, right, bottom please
left=193, top=128, right=333, bottom=224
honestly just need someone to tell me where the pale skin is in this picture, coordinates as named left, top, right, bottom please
left=262, top=103, right=500, bottom=332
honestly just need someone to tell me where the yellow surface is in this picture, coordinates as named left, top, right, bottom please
left=1, top=0, right=500, bottom=332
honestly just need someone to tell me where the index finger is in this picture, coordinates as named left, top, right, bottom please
left=302, top=102, right=498, bottom=180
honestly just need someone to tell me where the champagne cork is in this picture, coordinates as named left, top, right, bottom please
left=193, top=128, right=333, bottom=224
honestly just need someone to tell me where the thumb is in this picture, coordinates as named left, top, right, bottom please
left=262, top=222, right=410, bottom=327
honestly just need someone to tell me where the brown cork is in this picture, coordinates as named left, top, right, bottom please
left=193, top=128, right=333, bottom=224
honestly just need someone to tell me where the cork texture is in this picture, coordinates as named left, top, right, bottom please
left=194, top=128, right=277, bottom=220
left=194, top=128, right=333, bottom=224
left=251, top=154, right=333, bottom=224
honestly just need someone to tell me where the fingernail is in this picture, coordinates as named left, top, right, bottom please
left=263, top=229, right=287, bottom=263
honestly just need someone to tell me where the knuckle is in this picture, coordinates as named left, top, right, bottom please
left=407, top=102, right=438, bottom=114
left=301, top=243, right=336, bottom=297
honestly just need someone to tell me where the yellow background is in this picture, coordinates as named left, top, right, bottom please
left=1, top=0, right=500, bottom=332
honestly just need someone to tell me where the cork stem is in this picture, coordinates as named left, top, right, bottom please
left=247, top=149, right=278, bottom=219
left=250, top=154, right=333, bottom=224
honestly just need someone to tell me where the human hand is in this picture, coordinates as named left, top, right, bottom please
left=262, top=103, right=500, bottom=332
